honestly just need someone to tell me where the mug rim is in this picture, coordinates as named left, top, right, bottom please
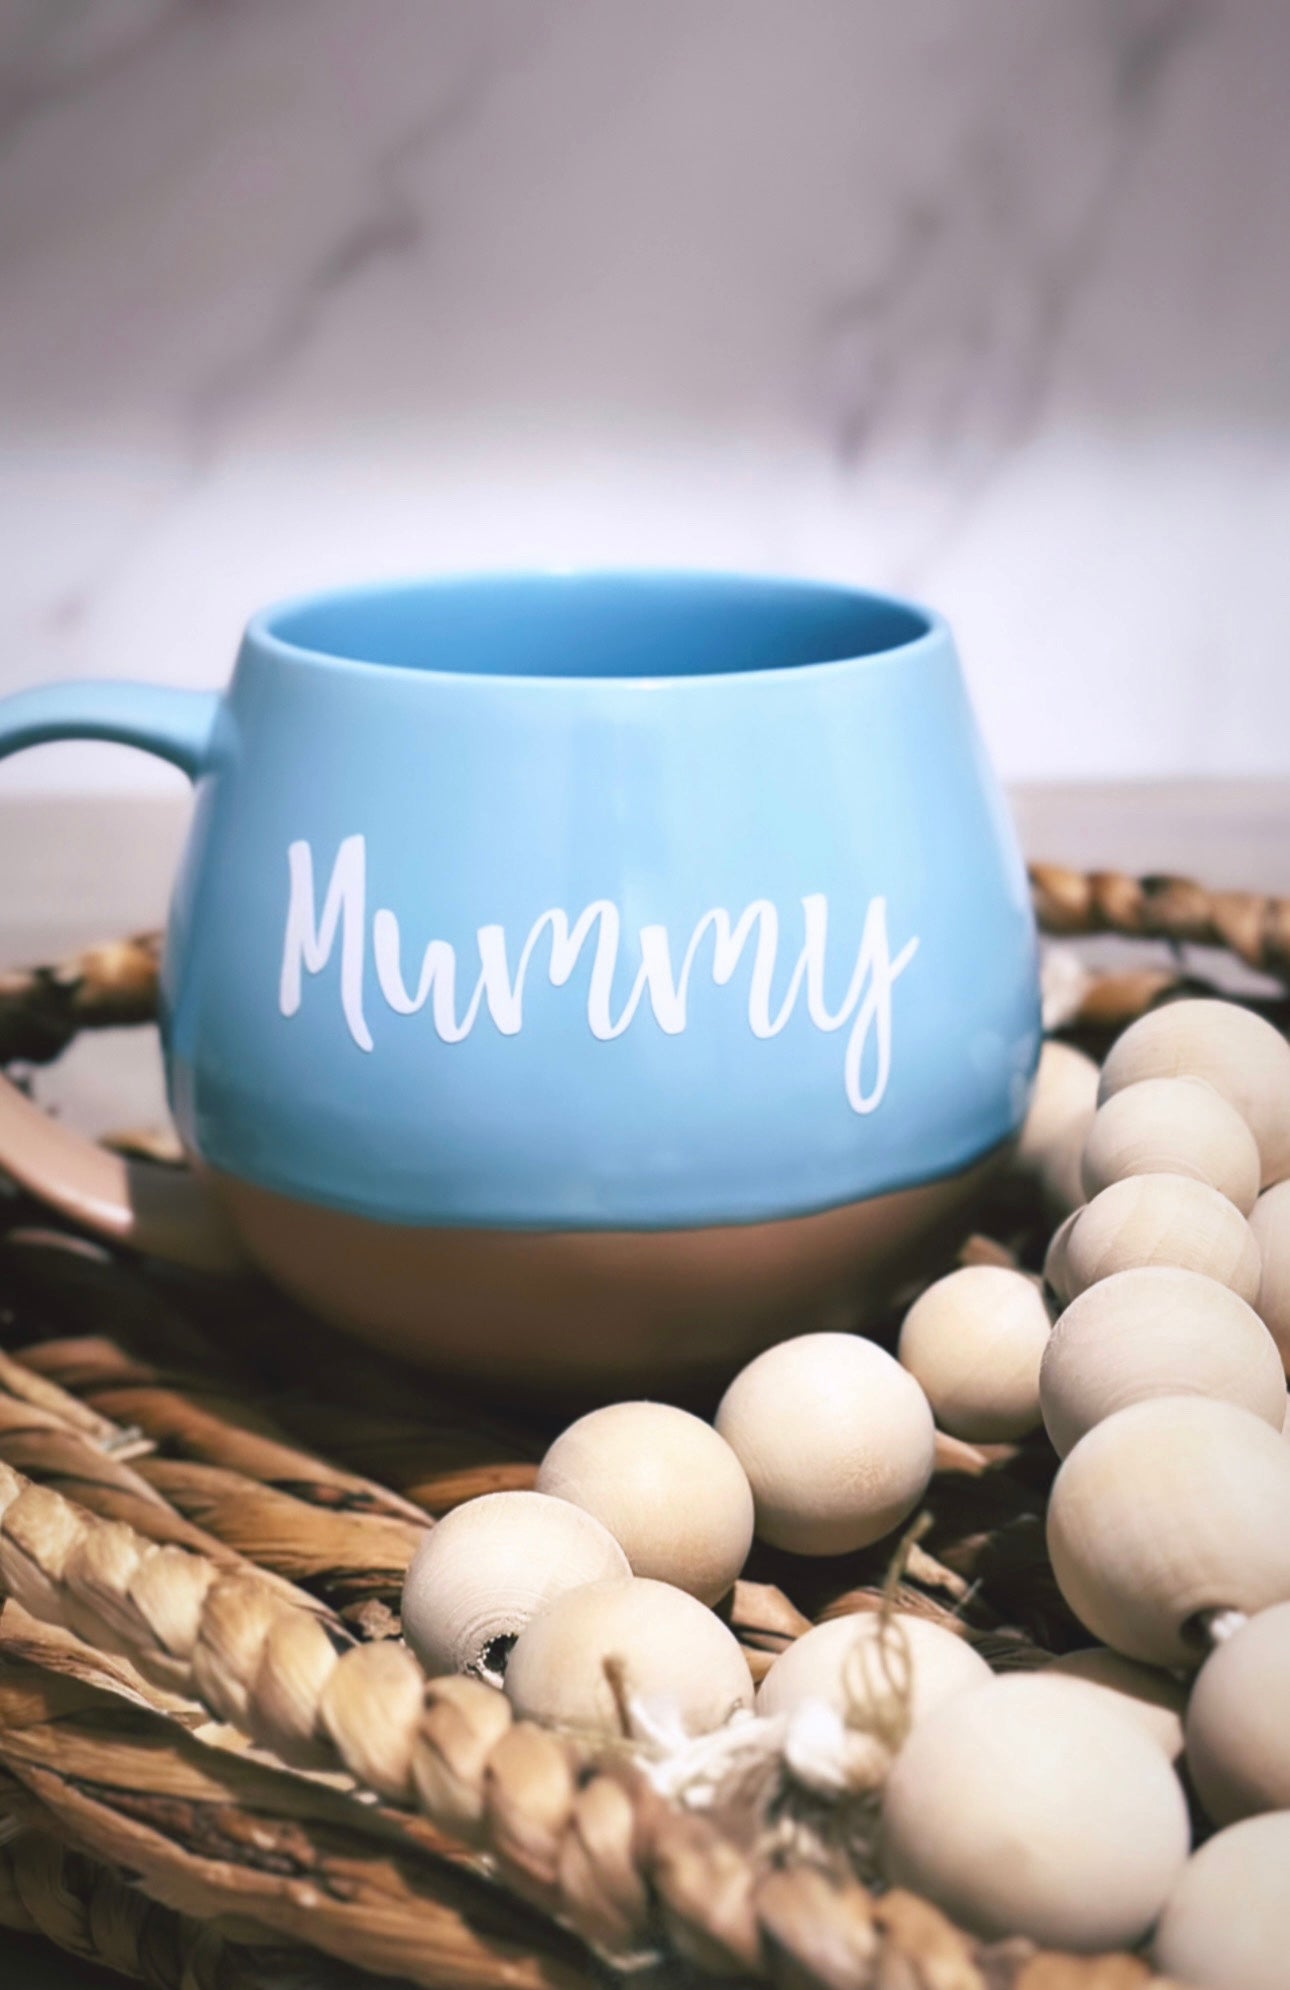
left=244, top=567, right=948, bottom=690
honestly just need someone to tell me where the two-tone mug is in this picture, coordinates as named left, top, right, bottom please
left=0, top=572, right=1040, bottom=1391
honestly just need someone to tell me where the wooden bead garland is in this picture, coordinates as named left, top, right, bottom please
left=536, top=1400, right=754, bottom=1605
left=1039, top=1265, right=1286, bottom=1457
left=1184, top=1601, right=1290, bottom=1824
left=715, top=1333, right=935, bottom=1556
left=1014, top=1039, right=1100, bottom=1215
left=1249, top=1179, right=1290, bottom=1375
left=897, top=1265, right=1051, bottom=1442
left=881, top=1673, right=1190, bottom=1952
left=1055, top=1172, right=1261, bottom=1305
left=1154, top=1812, right=1290, bottom=1990
left=503, top=1575, right=755, bottom=1738
left=1046, top=1396, right=1290, bottom=1667
left=1080, top=1074, right=1260, bottom=1212
left=1042, top=1208, right=1080, bottom=1304
left=1046, top=1646, right=1186, bottom=1760
left=1099, top=997, right=1290, bottom=1188
left=400, top=1489, right=629, bottom=1679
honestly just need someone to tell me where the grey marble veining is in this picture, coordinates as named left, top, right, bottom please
left=813, top=0, right=1207, bottom=567
left=1, top=0, right=1287, bottom=792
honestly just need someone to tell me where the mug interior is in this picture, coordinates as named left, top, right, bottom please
left=261, top=572, right=932, bottom=681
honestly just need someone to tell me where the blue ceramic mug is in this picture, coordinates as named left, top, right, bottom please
left=0, top=572, right=1039, bottom=1390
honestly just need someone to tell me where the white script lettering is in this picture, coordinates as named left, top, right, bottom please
left=279, top=837, right=918, bottom=1113
left=279, top=834, right=372, bottom=1052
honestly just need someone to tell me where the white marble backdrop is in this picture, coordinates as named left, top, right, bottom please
left=1, top=0, right=1287, bottom=792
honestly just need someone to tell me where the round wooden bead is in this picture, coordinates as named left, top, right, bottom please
left=1081, top=1076, right=1260, bottom=1213
left=1015, top=1041, right=1100, bottom=1215
left=1058, top=1173, right=1261, bottom=1306
left=1043, top=1209, right=1080, bottom=1306
left=1046, top=1646, right=1185, bottom=1760
left=881, top=1673, right=1190, bottom=1951
left=755, top=1609, right=991, bottom=1729
left=1100, top=998, right=1290, bottom=1188
left=1185, top=1602, right=1290, bottom=1824
left=1039, top=1266, right=1286, bottom=1457
left=1250, top=1180, right=1290, bottom=1376
left=715, top=1333, right=935, bottom=1556
left=1047, top=1396, right=1290, bottom=1666
left=897, top=1266, right=1051, bottom=1442
left=536, top=1401, right=754, bottom=1605
left=1154, top=1813, right=1290, bottom=1990
left=400, top=1490, right=630, bottom=1680
left=503, top=1575, right=755, bottom=1738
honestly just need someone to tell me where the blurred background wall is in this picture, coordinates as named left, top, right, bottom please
left=1, top=0, right=1285, bottom=793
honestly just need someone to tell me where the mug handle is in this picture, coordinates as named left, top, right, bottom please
left=0, top=681, right=246, bottom=1271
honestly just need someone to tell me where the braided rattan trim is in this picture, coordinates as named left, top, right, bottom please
left=0, top=1454, right=1179, bottom=1990
left=1028, top=863, right=1290, bottom=979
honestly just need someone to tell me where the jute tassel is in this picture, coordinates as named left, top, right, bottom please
left=0, top=1455, right=1179, bottom=1988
